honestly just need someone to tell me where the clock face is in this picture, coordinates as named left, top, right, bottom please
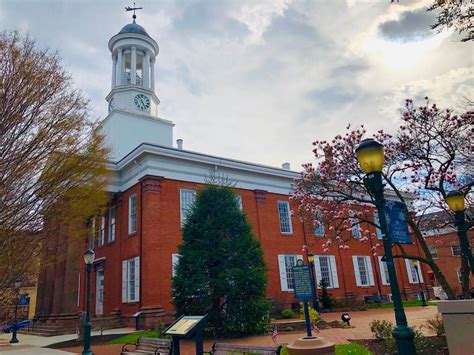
left=134, top=94, right=150, bottom=111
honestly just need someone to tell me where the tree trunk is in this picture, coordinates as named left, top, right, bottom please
left=460, top=255, right=471, bottom=299
left=409, top=221, right=456, bottom=300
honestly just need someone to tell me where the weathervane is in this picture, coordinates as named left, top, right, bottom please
left=125, top=3, right=143, bottom=22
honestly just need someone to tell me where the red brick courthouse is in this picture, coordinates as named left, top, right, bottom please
left=34, top=18, right=464, bottom=332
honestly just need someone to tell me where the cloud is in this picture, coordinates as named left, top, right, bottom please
left=378, top=9, right=436, bottom=42
left=0, top=0, right=471, bottom=170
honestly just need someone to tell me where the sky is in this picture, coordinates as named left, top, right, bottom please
left=0, top=0, right=472, bottom=169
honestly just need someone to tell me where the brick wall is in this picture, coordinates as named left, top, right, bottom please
left=79, top=175, right=429, bottom=319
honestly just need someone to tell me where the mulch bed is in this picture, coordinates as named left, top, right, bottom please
left=354, top=336, right=449, bottom=354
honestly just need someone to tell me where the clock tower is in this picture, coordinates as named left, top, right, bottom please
left=101, top=16, right=174, bottom=160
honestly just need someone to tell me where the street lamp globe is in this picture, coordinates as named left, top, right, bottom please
left=83, top=249, right=95, bottom=265
left=445, top=191, right=465, bottom=212
left=412, top=260, right=419, bottom=269
left=355, top=138, right=385, bottom=174
left=307, top=253, right=315, bottom=263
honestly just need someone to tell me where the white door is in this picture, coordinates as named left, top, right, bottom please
left=95, top=269, right=104, bottom=316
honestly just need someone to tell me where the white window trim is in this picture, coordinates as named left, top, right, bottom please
left=180, top=189, right=196, bottom=226
left=352, top=256, right=375, bottom=287
left=128, top=194, right=137, bottom=235
left=374, top=211, right=383, bottom=240
left=378, top=256, right=390, bottom=286
left=122, top=257, right=140, bottom=303
left=108, top=206, right=116, bottom=242
left=428, top=247, right=438, bottom=259
left=451, top=245, right=461, bottom=257
left=405, top=259, right=423, bottom=284
left=457, top=269, right=462, bottom=283
left=172, top=254, right=180, bottom=277
left=277, top=254, right=303, bottom=291
left=235, top=195, right=243, bottom=210
left=314, top=255, right=339, bottom=289
left=277, top=201, right=293, bottom=235
left=98, top=216, right=105, bottom=247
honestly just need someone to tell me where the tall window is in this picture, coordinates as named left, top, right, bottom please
left=128, top=194, right=137, bottom=234
left=98, top=216, right=105, bottom=247
left=109, top=207, right=116, bottom=242
left=172, top=254, right=181, bottom=277
left=428, top=247, right=438, bottom=259
left=353, top=256, right=374, bottom=287
left=180, top=189, right=196, bottom=226
left=122, top=257, right=140, bottom=303
left=235, top=195, right=243, bottom=210
left=314, top=255, right=339, bottom=288
left=405, top=259, right=423, bottom=284
left=378, top=256, right=390, bottom=285
left=451, top=245, right=461, bottom=257
left=277, top=254, right=302, bottom=291
left=358, top=257, right=369, bottom=285
left=314, top=211, right=325, bottom=236
left=278, top=201, right=293, bottom=234
left=373, top=211, right=383, bottom=240
left=351, top=219, right=361, bottom=239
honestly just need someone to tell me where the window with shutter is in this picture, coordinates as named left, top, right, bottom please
left=277, top=254, right=302, bottom=291
left=353, top=256, right=374, bottom=287
left=378, top=256, right=390, bottom=285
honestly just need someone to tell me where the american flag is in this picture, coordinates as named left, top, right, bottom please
left=271, top=326, right=279, bottom=345
left=312, top=321, right=319, bottom=333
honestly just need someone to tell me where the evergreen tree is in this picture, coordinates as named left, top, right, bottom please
left=319, top=279, right=332, bottom=310
left=172, top=185, right=269, bottom=336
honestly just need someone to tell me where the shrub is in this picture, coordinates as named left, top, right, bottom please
left=370, top=319, right=428, bottom=353
left=299, top=303, right=320, bottom=323
left=280, top=309, right=296, bottom=319
left=369, top=319, right=393, bottom=340
left=154, top=319, right=165, bottom=335
left=425, top=313, right=445, bottom=336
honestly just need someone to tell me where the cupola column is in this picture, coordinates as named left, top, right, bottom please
left=111, top=53, right=117, bottom=88
left=131, top=46, right=137, bottom=85
left=150, top=59, right=155, bottom=91
left=143, top=50, right=150, bottom=89
left=116, top=48, right=123, bottom=86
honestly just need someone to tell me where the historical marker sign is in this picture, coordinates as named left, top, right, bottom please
left=384, top=200, right=412, bottom=244
left=292, top=264, right=315, bottom=302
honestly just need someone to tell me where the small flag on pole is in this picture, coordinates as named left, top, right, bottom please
left=312, top=321, right=319, bottom=333
left=271, top=325, right=279, bottom=345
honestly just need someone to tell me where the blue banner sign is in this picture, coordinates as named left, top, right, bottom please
left=384, top=200, right=412, bottom=244
left=292, top=264, right=315, bottom=302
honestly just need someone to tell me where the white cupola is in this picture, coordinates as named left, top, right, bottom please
left=101, top=14, right=174, bottom=161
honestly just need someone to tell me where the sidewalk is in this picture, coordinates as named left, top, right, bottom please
left=0, top=328, right=136, bottom=355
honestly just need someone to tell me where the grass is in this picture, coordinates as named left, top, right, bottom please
left=368, top=300, right=436, bottom=309
left=107, top=330, right=161, bottom=344
left=281, top=343, right=372, bottom=355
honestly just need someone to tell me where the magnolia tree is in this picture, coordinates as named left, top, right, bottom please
left=292, top=98, right=473, bottom=300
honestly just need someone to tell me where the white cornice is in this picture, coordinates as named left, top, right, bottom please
left=106, top=143, right=300, bottom=194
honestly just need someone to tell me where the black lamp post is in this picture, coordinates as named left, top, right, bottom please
left=83, top=249, right=95, bottom=355
left=307, top=253, right=321, bottom=312
left=9, top=280, right=21, bottom=344
left=445, top=190, right=474, bottom=275
left=412, top=261, right=427, bottom=306
left=356, top=138, right=416, bottom=354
